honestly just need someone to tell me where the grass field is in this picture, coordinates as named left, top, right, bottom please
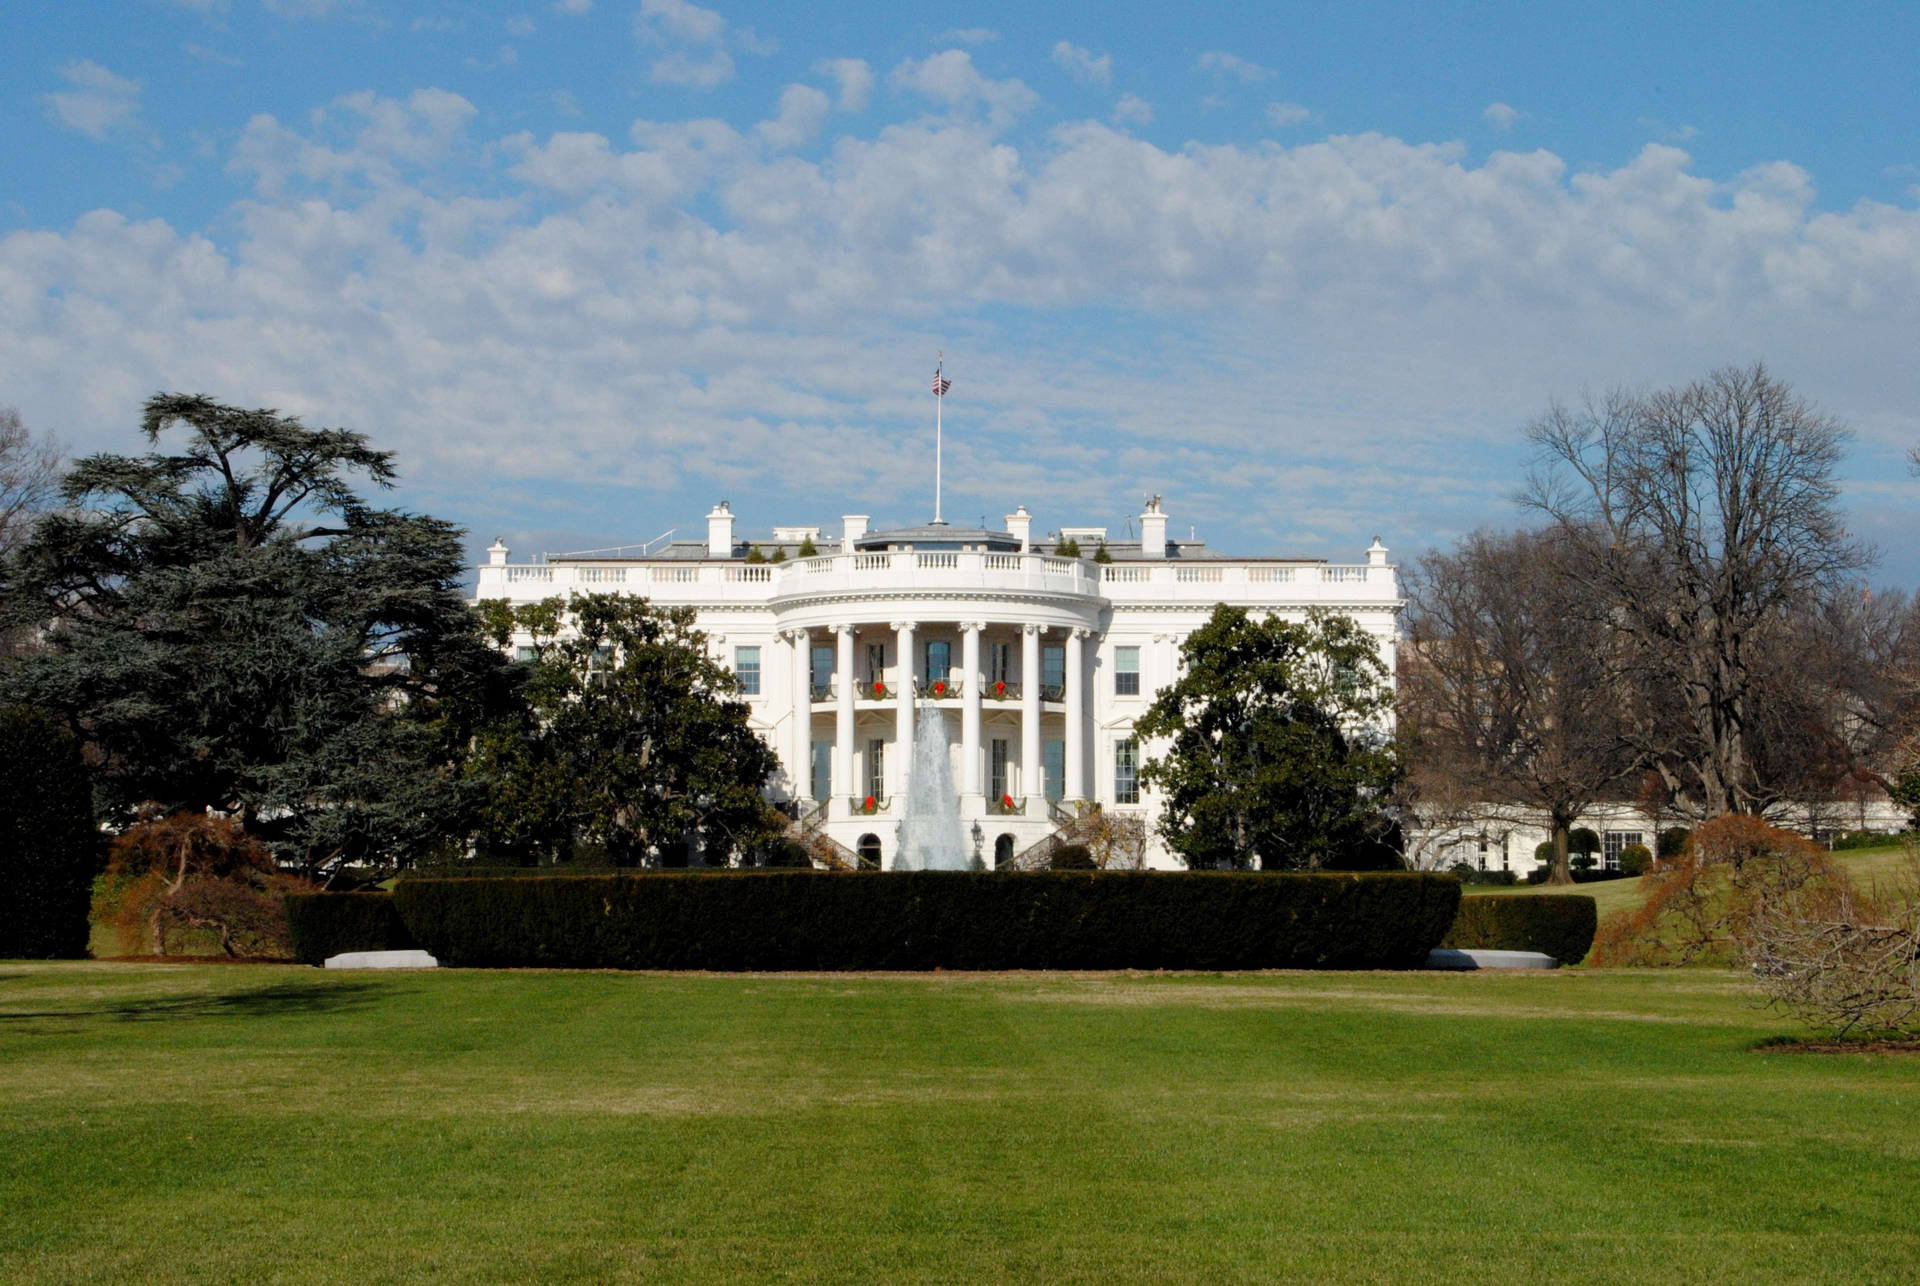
left=4, top=962, right=1918, bottom=1284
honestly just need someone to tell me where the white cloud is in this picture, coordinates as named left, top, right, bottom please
left=553, top=0, right=590, bottom=12
left=1052, top=42, right=1111, bottom=86
left=506, top=15, right=536, bottom=37
left=934, top=28, right=997, bottom=46
left=1638, top=116, right=1698, bottom=143
left=734, top=26, right=777, bottom=57
left=637, top=0, right=724, bottom=45
left=41, top=60, right=144, bottom=141
left=262, top=0, right=358, bottom=17
left=9, top=100, right=1920, bottom=579
left=1483, top=102, right=1520, bottom=130
left=755, top=84, right=831, bottom=150
left=1266, top=101, right=1309, bottom=127
left=1197, top=51, right=1272, bottom=82
left=651, top=50, right=734, bottom=90
left=814, top=58, right=873, bottom=112
left=184, top=42, right=244, bottom=66
left=1113, top=94, right=1153, bottom=126
left=889, top=51, right=1036, bottom=130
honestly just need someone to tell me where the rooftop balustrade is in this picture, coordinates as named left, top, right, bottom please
left=480, top=550, right=1395, bottom=606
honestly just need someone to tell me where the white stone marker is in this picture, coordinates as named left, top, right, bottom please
left=1424, top=948, right=1559, bottom=971
left=323, top=949, right=440, bottom=970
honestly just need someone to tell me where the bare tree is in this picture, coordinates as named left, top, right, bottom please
left=1523, top=363, right=1872, bottom=817
left=0, top=405, right=60, bottom=558
left=1400, top=528, right=1635, bottom=884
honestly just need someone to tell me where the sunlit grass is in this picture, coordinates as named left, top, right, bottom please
left=4, top=962, right=1918, bottom=1284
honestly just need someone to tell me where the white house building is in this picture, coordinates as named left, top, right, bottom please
left=475, top=498, right=1404, bottom=869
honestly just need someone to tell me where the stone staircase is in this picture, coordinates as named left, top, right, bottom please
left=783, top=801, right=863, bottom=871
left=1005, top=800, right=1105, bottom=871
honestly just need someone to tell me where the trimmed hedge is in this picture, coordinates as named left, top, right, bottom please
left=284, top=892, right=415, bottom=966
left=391, top=870, right=1461, bottom=971
left=1442, top=893, right=1598, bottom=965
left=0, top=707, right=101, bottom=959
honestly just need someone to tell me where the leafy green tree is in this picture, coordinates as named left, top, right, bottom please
left=0, top=706, right=101, bottom=957
left=0, top=394, right=509, bottom=880
left=1135, top=605, right=1399, bottom=870
left=797, top=535, right=819, bottom=558
left=474, top=593, right=780, bottom=866
left=1055, top=536, right=1082, bottom=558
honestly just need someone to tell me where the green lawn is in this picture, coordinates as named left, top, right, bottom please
left=4, top=963, right=1918, bottom=1284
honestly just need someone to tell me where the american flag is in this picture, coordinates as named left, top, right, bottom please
left=932, top=369, right=952, bottom=397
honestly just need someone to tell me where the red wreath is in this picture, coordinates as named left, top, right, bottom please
left=1002, top=793, right=1014, bottom=809
left=994, top=680, right=1006, bottom=697
left=933, top=680, right=947, bottom=697
left=862, top=795, right=876, bottom=813
left=872, top=680, right=885, bottom=698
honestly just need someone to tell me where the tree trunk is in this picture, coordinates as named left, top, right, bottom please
left=1547, top=818, right=1574, bottom=886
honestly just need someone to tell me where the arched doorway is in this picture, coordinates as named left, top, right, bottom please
left=994, top=834, right=1016, bottom=868
left=857, top=833, right=883, bottom=870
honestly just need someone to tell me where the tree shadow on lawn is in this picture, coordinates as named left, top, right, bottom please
left=0, top=978, right=397, bottom=1025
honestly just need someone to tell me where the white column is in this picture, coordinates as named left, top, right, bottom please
left=1021, top=624, right=1042, bottom=808
left=960, top=621, right=984, bottom=798
left=834, top=624, right=855, bottom=814
left=788, top=629, right=811, bottom=802
left=892, top=620, right=916, bottom=799
left=1064, top=626, right=1088, bottom=802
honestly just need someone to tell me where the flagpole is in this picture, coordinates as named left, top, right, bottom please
left=934, top=356, right=944, bottom=524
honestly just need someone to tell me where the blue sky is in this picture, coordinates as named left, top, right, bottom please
left=5, top=0, right=1919, bottom=581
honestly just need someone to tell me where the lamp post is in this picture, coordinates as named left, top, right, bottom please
left=970, top=819, right=984, bottom=870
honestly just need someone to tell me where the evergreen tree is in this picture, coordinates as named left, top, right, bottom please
left=1135, top=605, right=1399, bottom=870
left=0, top=394, right=510, bottom=880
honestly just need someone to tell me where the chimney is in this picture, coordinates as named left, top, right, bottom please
left=1005, top=505, right=1032, bottom=552
left=1367, top=536, right=1389, bottom=567
left=1140, top=494, right=1168, bottom=559
left=842, top=514, right=869, bottom=549
left=706, top=501, right=736, bottom=558
left=486, top=538, right=509, bottom=567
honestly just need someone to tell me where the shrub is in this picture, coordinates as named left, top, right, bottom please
left=0, top=707, right=102, bottom=958
left=1534, top=841, right=1555, bottom=865
left=391, top=870, right=1462, bottom=971
left=1448, top=863, right=1517, bottom=886
left=1657, top=827, right=1691, bottom=859
left=94, top=814, right=306, bottom=958
left=1828, top=830, right=1897, bottom=852
left=284, top=892, right=415, bottom=966
left=1442, top=894, right=1598, bottom=964
left=1052, top=843, right=1095, bottom=871
left=1569, top=827, right=1600, bottom=858
left=1618, top=843, right=1653, bottom=877
left=1570, top=853, right=1596, bottom=871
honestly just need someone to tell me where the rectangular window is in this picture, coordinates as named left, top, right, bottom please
left=989, top=738, right=1009, bottom=801
left=1042, top=644, right=1065, bottom=697
left=512, top=645, right=537, bottom=664
left=734, top=646, right=761, bottom=695
left=989, top=641, right=1012, bottom=684
left=588, top=643, right=615, bottom=686
left=866, top=738, right=886, bottom=802
left=1114, top=645, right=1140, bottom=696
left=866, top=643, right=886, bottom=686
left=926, top=640, right=951, bottom=682
left=811, top=645, right=833, bottom=697
left=1043, top=739, right=1065, bottom=802
left=1114, top=737, right=1139, bottom=805
left=810, top=741, right=832, bottom=802
left=1603, top=831, right=1644, bottom=871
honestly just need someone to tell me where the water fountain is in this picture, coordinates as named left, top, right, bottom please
left=892, top=702, right=972, bottom=870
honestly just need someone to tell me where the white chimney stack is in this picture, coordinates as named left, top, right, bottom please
left=1367, top=536, right=1389, bottom=567
left=707, top=502, right=736, bottom=558
left=1005, top=505, right=1032, bottom=552
left=486, top=538, right=509, bottom=567
left=1139, top=494, right=1168, bottom=559
left=842, top=514, right=869, bottom=549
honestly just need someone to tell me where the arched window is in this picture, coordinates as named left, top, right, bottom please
left=994, top=834, right=1016, bottom=868
left=857, top=833, right=883, bottom=870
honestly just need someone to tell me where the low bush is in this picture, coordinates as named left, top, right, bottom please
left=284, top=892, right=415, bottom=966
left=1448, top=863, right=1518, bottom=886
left=1526, top=867, right=1631, bottom=886
left=95, top=815, right=304, bottom=958
left=1618, top=843, right=1653, bottom=877
left=390, top=870, right=1461, bottom=971
left=1828, top=830, right=1902, bottom=852
left=1657, top=828, right=1691, bottom=859
left=1442, top=893, right=1598, bottom=964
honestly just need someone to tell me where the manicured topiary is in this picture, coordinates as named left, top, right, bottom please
left=392, top=870, right=1462, bottom=972
left=1618, top=843, right=1653, bottom=877
left=284, top=892, right=415, bottom=966
left=1442, top=893, right=1598, bottom=965
left=0, top=707, right=102, bottom=958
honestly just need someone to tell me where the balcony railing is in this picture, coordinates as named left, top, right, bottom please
left=915, top=678, right=962, bottom=699
left=987, top=795, right=1026, bottom=816
left=1041, top=683, right=1065, bottom=702
left=809, top=681, right=835, bottom=701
